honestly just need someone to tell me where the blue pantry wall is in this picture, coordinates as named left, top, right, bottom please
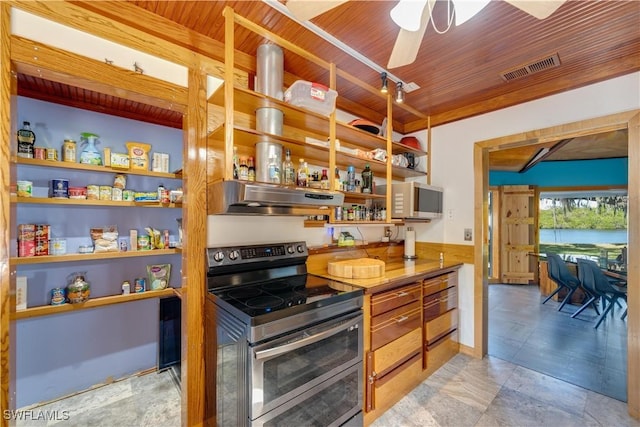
left=14, top=97, right=183, bottom=408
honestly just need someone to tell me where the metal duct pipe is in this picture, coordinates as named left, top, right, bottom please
left=256, top=44, right=284, bottom=100
left=255, top=43, right=284, bottom=182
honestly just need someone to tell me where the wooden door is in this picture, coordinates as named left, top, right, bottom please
left=499, top=185, right=539, bottom=284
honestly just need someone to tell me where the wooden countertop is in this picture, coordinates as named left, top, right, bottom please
left=309, top=257, right=463, bottom=294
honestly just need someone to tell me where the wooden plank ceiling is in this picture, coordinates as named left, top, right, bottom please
left=16, top=0, right=640, bottom=170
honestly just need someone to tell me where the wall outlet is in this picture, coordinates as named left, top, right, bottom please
left=464, top=228, right=472, bottom=241
left=384, top=227, right=392, bottom=238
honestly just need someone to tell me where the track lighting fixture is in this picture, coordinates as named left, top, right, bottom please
left=380, top=72, right=388, bottom=94
left=395, top=82, right=405, bottom=103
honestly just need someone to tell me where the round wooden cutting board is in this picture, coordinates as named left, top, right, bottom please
left=327, top=258, right=385, bottom=279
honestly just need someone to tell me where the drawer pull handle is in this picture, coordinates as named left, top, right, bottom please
left=396, top=291, right=409, bottom=297
left=396, top=315, right=409, bottom=323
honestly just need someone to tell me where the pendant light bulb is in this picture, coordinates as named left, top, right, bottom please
left=395, top=82, right=405, bottom=103
left=380, top=72, right=388, bottom=94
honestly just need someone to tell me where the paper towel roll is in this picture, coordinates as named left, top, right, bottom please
left=404, top=227, right=416, bottom=259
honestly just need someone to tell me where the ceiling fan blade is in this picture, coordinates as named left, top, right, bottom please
left=504, top=0, right=566, bottom=19
left=285, top=0, right=349, bottom=21
left=387, top=0, right=434, bottom=69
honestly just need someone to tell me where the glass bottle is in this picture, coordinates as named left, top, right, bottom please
left=297, top=158, right=308, bottom=187
left=238, top=157, right=249, bottom=180
left=247, top=156, right=256, bottom=181
left=346, top=165, right=356, bottom=192
left=361, top=163, right=373, bottom=193
left=232, top=146, right=239, bottom=179
left=268, top=155, right=281, bottom=183
left=334, top=167, right=341, bottom=190
left=320, top=169, right=329, bottom=189
left=17, top=121, right=36, bottom=159
left=282, top=149, right=295, bottom=185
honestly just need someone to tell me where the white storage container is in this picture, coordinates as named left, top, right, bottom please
left=284, top=80, right=338, bottom=117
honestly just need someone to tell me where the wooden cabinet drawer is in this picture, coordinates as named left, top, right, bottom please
left=425, top=308, right=458, bottom=345
left=423, top=286, right=457, bottom=322
left=423, top=272, right=458, bottom=296
left=371, top=300, right=421, bottom=351
left=425, top=329, right=459, bottom=374
left=371, top=282, right=421, bottom=316
left=370, top=327, right=422, bottom=376
left=366, top=352, right=422, bottom=413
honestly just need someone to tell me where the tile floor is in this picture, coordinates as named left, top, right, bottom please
left=15, top=369, right=181, bottom=427
left=19, top=355, right=638, bottom=427
left=488, top=283, right=628, bottom=401
left=370, top=353, right=638, bottom=427
left=16, top=284, right=636, bottom=426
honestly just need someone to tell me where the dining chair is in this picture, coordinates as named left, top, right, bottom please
left=578, top=258, right=627, bottom=329
left=572, top=258, right=602, bottom=319
left=543, top=253, right=581, bottom=312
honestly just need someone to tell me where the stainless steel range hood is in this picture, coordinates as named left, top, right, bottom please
left=210, top=180, right=344, bottom=215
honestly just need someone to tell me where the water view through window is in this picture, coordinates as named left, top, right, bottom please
left=540, top=190, right=627, bottom=270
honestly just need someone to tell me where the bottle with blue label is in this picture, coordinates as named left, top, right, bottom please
left=347, top=165, right=356, bottom=192
left=79, top=132, right=103, bottom=165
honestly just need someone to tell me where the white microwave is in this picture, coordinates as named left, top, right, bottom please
left=378, top=182, right=443, bottom=219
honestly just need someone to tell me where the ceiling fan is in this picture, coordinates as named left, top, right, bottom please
left=285, top=0, right=566, bottom=69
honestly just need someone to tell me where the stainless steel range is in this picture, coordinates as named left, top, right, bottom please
left=206, top=241, right=364, bottom=427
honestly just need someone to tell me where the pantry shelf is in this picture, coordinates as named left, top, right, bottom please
left=16, top=158, right=181, bottom=179
left=12, top=196, right=182, bottom=208
left=13, top=288, right=177, bottom=320
left=11, top=248, right=180, bottom=265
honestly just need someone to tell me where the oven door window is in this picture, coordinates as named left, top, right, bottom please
left=250, top=311, right=362, bottom=419
left=256, top=363, right=362, bottom=427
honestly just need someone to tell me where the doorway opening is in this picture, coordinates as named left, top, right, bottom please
left=474, top=110, right=639, bottom=416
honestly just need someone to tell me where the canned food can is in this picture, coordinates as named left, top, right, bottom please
left=86, top=185, right=100, bottom=200
left=137, top=235, right=150, bottom=251
left=51, top=238, right=67, bottom=255
left=335, top=206, right=343, bottom=221
left=46, top=147, right=58, bottom=161
left=35, top=224, right=50, bottom=241
left=119, top=237, right=128, bottom=252
left=99, top=185, right=112, bottom=200
left=34, top=146, right=46, bottom=160
left=68, top=186, right=87, bottom=199
left=62, top=139, right=76, bottom=162
left=50, top=179, right=69, bottom=198
left=111, top=187, right=123, bottom=201
left=17, top=224, right=36, bottom=241
left=18, top=239, right=35, bottom=257
left=122, top=189, right=135, bottom=201
left=35, top=239, right=49, bottom=256
left=50, top=288, right=66, bottom=305
left=17, top=180, right=33, bottom=198
left=134, top=277, right=146, bottom=293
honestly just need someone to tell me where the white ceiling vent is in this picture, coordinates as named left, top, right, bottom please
left=500, top=53, right=561, bottom=82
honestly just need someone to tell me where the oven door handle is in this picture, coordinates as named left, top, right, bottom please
left=254, top=320, right=357, bottom=361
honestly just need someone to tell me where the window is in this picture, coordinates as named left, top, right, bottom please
left=539, top=189, right=627, bottom=269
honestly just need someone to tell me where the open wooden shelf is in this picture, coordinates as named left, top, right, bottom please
left=342, top=192, right=386, bottom=202
left=330, top=221, right=391, bottom=226
left=16, top=157, right=181, bottom=179
left=13, top=288, right=177, bottom=320
left=391, top=142, right=427, bottom=156
left=12, top=196, right=182, bottom=208
left=303, top=220, right=328, bottom=228
left=11, top=248, right=180, bottom=265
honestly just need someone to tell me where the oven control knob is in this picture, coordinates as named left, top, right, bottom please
left=229, top=250, right=240, bottom=260
left=296, top=244, right=305, bottom=253
left=212, top=251, right=225, bottom=262
left=287, top=245, right=295, bottom=254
